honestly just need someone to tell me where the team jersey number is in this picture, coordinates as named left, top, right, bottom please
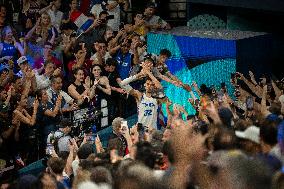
left=144, top=110, right=152, bottom=116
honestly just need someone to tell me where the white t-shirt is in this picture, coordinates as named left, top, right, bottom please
left=90, top=52, right=112, bottom=62
left=138, top=93, right=158, bottom=130
left=90, top=1, right=120, bottom=31
left=47, top=9, right=63, bottom=32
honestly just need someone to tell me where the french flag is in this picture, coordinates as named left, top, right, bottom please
left=70, top=10, right=94, bottom=34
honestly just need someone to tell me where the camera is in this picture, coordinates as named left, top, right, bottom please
left=106, top=15, right=115, bottom=20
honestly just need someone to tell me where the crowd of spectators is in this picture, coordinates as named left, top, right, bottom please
left=1, top=0, right=284, bottom=188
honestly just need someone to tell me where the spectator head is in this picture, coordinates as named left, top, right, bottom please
left=36, top=89, right=49, bottom=103
left=135, top=141, right=156, bottom=169
left=16, top=174, right=37, bottom=189
left=47, top=157, right=65, bottom=176
left=120, top=40, right=131, bottom=54
left=60, top=22, right=76, bottom=36
left=16, top=95, right=28, bottom=109
left=114, top=163, right=165, bottom=189
left=212, top=126, right=237, bottom=151
left=17, top=56, right=29, bottom=72
left=218, top=107, right=234, bottom=128
left=77, top=143, right=94, bottom=159
left=1, top=25, right=13, bottom=42
left=44, top=62, right=55, bottom=76
left=144, top=2, right=156, bottom=17
left=112, top=117, right=124, bottom=135
left=99, top=10, right=109, bottom=23
left=90, top=166, right=113, bottom=185
left=44, top=42, right=53, bottom=56
left=162, top=126, right=172, bottom=142
left=41, top=12, right=51, bottom=26
left=50, top=75, right=63, bottom=91
left=52, top=0, right=61, bottom=10
left=73, top=44, right=86, bottom=59
left=269, top=102, right=282, bottom=116
left=205, top=150, right=272, bottom=189
left=134, top=11, right=144, bottom=24
left=94, top=39, right=107, bottom=55
left=70, top=0, right=78, bottom=10
left=235, top=125, right=260, bottom=144
left=104, top=58, right=117, bottom=72
left=159, top=49, right=171, bottom=64
left=92, top=64, right=103, bottom=78
left=143, top=54, right=155, bottom=68
left=0, top=4, right=6, bottom=17
left=235, top=126, right=261, bottom=155
left=58, top=118, right=72, bottom=134
left=259, top=119, right=279, bottom=149
left=73, top=67, right=85, bottom=83
left=104, top=28, right=113, bottom=41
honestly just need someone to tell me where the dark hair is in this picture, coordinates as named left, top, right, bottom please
left=105, top=58, right=117, bottom=66
left=50, top=75, right=62, bottom=84
left=95, top=39, right=107, bottom=44
left=47, top=157, right=65, bottom=175
left=160, top=49, right=171, bottom=58
left=44, top=61, right=55, bottom=68
left=72, top=67, right=84, bottom=75
left=73, top=43, right=83, bottom=54
left=35, top=89, right=45, bottom=100
left=99, top=10, right=109, bottom=17
left=135, top=141, right=156, bottom=169
left=259, top=119, right=279, bottom=146
left=162, top=141, right=175, bottom=164
left=212, top=126, right=237, bottom=151
left=60, top=22, right=77, bottom=31
left=77, top=144, right=94, bottom=159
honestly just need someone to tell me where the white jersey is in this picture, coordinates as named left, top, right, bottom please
left=138, top=94, right=158, bottom=129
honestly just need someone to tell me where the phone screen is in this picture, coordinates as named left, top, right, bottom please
left=246, top=96, right=254, bottom=110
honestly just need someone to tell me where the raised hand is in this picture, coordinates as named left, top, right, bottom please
left=33, top=98, right=39, bottom=109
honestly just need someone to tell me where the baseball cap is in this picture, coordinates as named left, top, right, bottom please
left=235, top=126, right=260, bottom=144
left=17, top=56, right=28, bottom=66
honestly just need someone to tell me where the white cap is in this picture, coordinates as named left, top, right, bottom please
left=235, top=126, right=260, bottom=144
left=17, top=56, right=28, bottom=65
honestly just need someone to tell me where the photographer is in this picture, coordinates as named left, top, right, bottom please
left=81, top=11, right=112, bottom=51
left=90, top=0, right=122, bottom=31
left=47, top=118, right=72, bottom=153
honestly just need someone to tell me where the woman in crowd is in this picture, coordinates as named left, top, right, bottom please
left=68, top=68, right=91, bottom=124
left=0, top=26, right=24, bottom=73
left=39, top=12, right=58, bottom=43
left=36, top=88, right=62, bottom=156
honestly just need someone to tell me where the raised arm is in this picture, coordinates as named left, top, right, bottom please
left=239, top=72, right=262, bottom=98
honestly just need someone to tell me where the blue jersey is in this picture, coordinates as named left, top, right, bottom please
left=115, top=50, right=132, bottom=80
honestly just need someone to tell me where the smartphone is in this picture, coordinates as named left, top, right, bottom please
left=246, top=96, right=254, bottom=110
left=217, top=91, right=224, bottom=103
left=86, top=133, right=96, bottom=142
left=46, top=143, right=54, bottom=155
